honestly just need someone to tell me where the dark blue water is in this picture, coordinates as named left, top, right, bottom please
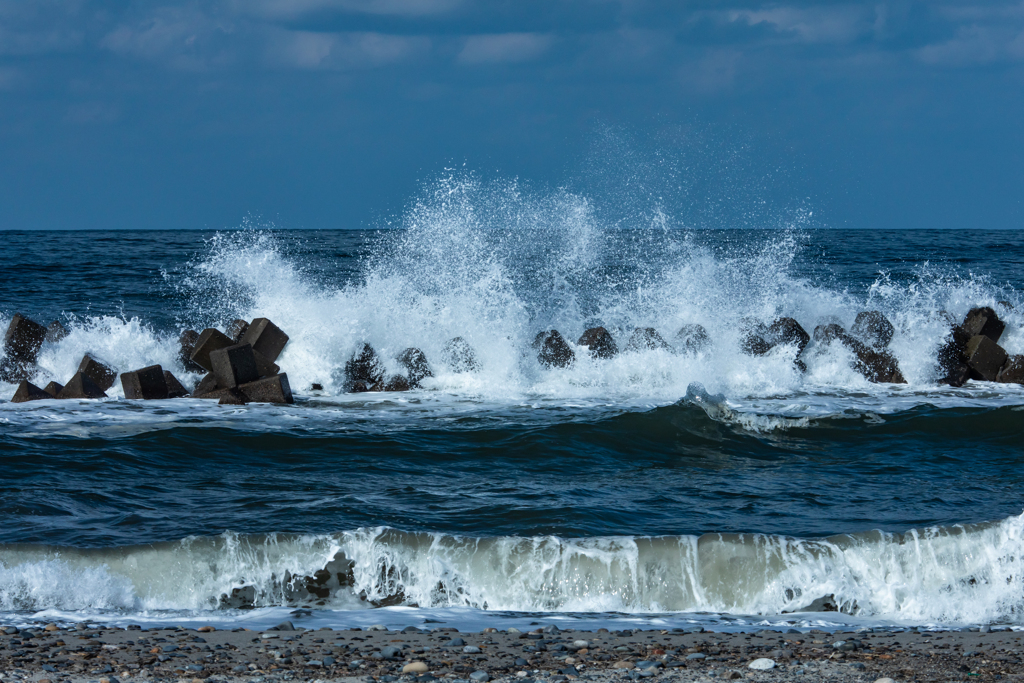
left=1, top=210, right=1023, bottom=627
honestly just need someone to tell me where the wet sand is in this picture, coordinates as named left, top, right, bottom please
left=1, top=623, right=1021, bottom=683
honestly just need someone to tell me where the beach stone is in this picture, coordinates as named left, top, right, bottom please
left=381, top=646, right=403, bottom=658
left=626, top=327, right=673, bottom=353
left=238, top=373, right=294, bottom=404
left=189, top=328, right=234, bottom=373
left=469, top=672, right=489, bottom=683
left=4, top=314, right=47, bottom=362
left=45, top=320, right=68, bottom=343
left=442, top=336, right=480, bottom=372
left=965, top=334, right=1008, bottom=382
left=962, top=306, right=1005, bottom=344
left=240, top=317, right=289, bottom=362
left=686, top=653, right=706, bottom=660
left=748, top=658, right=776, bottom=670
left=10, top=380, right=50, bottom=403
left=178, top=329, right=205, bottom=372
left=534, top=329, right=575, bottom=368
left=210, top=343, right=260, bottom=389
left=463, top=645, right=481, bottom=654
left=851, top=311, right=895, bottom=348
left=164, top=371, right=189, bottom=398
left=42, top=381, right=63, bottom=398
left=873, top=678, right=896, bottom=683
left=397, top=347, right=433, bottom=386
left=79, top=354, right=117, bottom=391
left=997, top=355, right=1024, bottom=384
left=346, top=343, right=385, bottom=390
left=403, top=662, right=429, bottom=673
left=578, top=326, right=618, bottom=359
left=612, top=661, right=634, bottom=668
left=226, top=318, right=250, bottom=343
left=57, top=371, right=108, bottom=399
left=121, top=365, right=169, bottom=400
left=191, top=372, right=219, bottom=397
left=675, top=323, right=711, bottom=354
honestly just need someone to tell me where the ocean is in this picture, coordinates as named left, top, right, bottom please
left=1, top=179, right=1023, bottom=633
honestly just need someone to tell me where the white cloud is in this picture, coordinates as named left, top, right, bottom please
left=729, top=5, right=868, bottom=44
left=267, top=29, right=429, bottom=69
left=458, top=33, right=552, bottom=64
left=100, top=7, right=235, bottom=69
left=236, top=0, right=463, bottom=20
left=915, top=25, right=1024, bottom=66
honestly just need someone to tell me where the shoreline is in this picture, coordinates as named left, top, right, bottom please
left=2, top=624, right=1021, bottom=683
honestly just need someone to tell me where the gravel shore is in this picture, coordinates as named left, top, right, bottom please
left=1, top=623, right=1021, bottom=683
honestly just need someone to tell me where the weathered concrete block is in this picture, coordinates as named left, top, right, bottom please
left=189, top=328, right=234, bottom=372
left=767, top=317, right=810, bottom=354
left=937, top=324, right=972, bottom=386
left=78, top=354, right=117, bottom=391
left=853, top=346, right=907, bottom=384
left=0, top=356, right=32, bottom=383
left=372, top=374, right=411, bottom=392
left=442, top=336, right=479, bottom=372
left=226, top=319, right=250, bottom=343
left=965, top=334, right=1008, bottom=382
left=577, top=327, right=617, bottom=359
left=997, top=355, right=1024, bottom=384
left=533, top=330, right=575, bottom=367
left=397, top=348, right=432, bottom=386
left=210, top=343, right=260, bottom=389
left=813, top=323, right=847, bottom=345
left=626, top=327, right=672, bottom=353
left=11, top=380, right=50, bottom=403
left=178, top=329, right=205, bottom=373
left=253, top=349, right=279, bottom=378
left=238, top=373, right=294, bottom=404
left=191, top=372, right=219, bottom=398
left=240, top=318, right=289, bottom=362
left=121, top=365, right=169, bottom=400
left=851, top=311, right=894, bottom=348
left=4, top=314, right=46, bottom=362
left=218, top=388, right=248, bottom=405
left=962, top=307, right=1005, bottom=344
left=45, top=321, right=68, bottom=343
left=57, top=371, right=108, bottom=399
left=42, top=381, right=63, bottom=398
left=740, top=320, right=771, bottom=356
left=345, top=343, right=385, bottom=391
left=674, top=324, right=710, bottom=354
left=163, top=371, right=189, bottom=398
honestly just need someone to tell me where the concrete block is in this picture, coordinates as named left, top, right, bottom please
left=740, top=320, right=771, bottom=355
left=373, top=374, right=410, bottom=392
left=210, top=343, right=259, bottom=389
left=253, top=349, right=279, bottom=378
left=3, top=314, right=46, bottom=362
left=533, top=329, right=575, bottom=367
left=57, top=371, right=108, bottom=399
left=767, top=317, right=810, bottom=354
left=42, top=381, right=63, bottom=398
left=45, top=321, right=68, bottom=343
left=0, top=356, right=32, bottom=383
left=937, top=324, right=972, bottom=386
left=850, top=311, right=895, bottom=348
left=853, top=347, right=906, bottom=384
left=11, top=380, right=50, bottom=403
left=441, top=337, right=479, bottom=372
left=674, top=324, right=710, bottom=354
left=226, top=319, right=249, bottom=343
left=962, top=307, right=1005, bottom=344
left=345, top=343, right=385, bottom=390
left=577, top=327, right=617, bottom=359
left=189, top=328, right=234, bottom=373
left=813, top=323, right=847, bottom=345
left=78, top=354, right=117, bottom=391
left=966, top=334, right=1008, bottom=382
left=626, top=327, right=673, bottom=353
left=239, top=318, right=289, bottom=362
left=121, top=365, right=169, bottom=400
left=997, top=355, right=1024, bottom=384
left=178, top=329, right=205, bottom=373
left=238, top=373, right=294, bottom=404
left=164, top=371, right=188, bottom=398
left=218, top=388, right=248, bottom=405
left=397, top=348, right=432, bottom=386
left=191, top=372, right=219, bottom=398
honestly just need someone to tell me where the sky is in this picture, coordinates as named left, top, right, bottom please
left=1, top=0, right=1023, bottom=231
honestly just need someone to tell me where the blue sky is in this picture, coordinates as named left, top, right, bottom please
left=1, top=0, right=1022, bottom=230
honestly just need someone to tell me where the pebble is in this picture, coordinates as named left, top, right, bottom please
left=686, top=652, right=706, bottom=660
left=381, top=645, right=403, bottom=658
left=612, top=660, right=634, bottom=668
left=464, top=645, right=482, bottom=654
left=748, top=658, right=776, bottom=670
left=873, top=679, right=896, bottom=683
left=403, top=662, right=429, bottom=673
left=469, top=671, right=490, bottom=682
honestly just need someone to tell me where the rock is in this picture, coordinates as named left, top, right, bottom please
left=191, top=373, right=219, bottom=398
left=675, top=324, right=710, bottom=354
left=577, top=326, right=618, bottom=358
left=239, top=318, right=289, bottom=362
left=189, top=328, right=234, bottom=373
left=178, top=329, right=205, bottom=373
left=42, top=381, right=63, bottom=398
left=226, top=318, right=250, bottom=343
left=57, top=371, right=108, bottom=399
left=965, top=334, right=1008, bottom=381
left=686, top=652, right=707, bottom=660
left=197, top=625, right=215, bottom=632
left=238, top=373, right=294, bottom=404
left=851, top=311, right=895, bottom=348
left=346, top=343, right=385, bottom=390
left=626, top=327, right=673, bottom=353
left=612, top=661, right=634, bottom=669
left=3, top=314, right=47, bottom=362
left=374, top=374, right=410, bottom=392
left=748, top=658, right=776, bottom=670
left=463, top=645, right=482, bottom=654
left=78, top=354, right=117, bottom=391
left=962, top=306, right=1005, bottom=344
left=164, top=371, right=189, bottom=398
left=397, top=347, right=433, bottom=386
left=997, top=355, right=1024, bottom=384
left=722, top=671, right=743, bottom=680
left=533, top=329, right=575, bottom=367
left=442, top=336, right=479, bottom=372
left=403, top=662, right=429, bottom=673
left=121, top=365, right=169, bottom=400
left=45, top=320, right=68, bottom=343
left=11, top=380, right=50, bottom=403
left=210, top=343, right=260, bottom=389
left=469, top=671, right=489, bottom=683
left=381, top=646, right=403, bottom=658
left=873, top=678, right=896, bottom=683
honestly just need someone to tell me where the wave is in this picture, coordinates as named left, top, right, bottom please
left=2, top=513, right=1023, bottom=625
